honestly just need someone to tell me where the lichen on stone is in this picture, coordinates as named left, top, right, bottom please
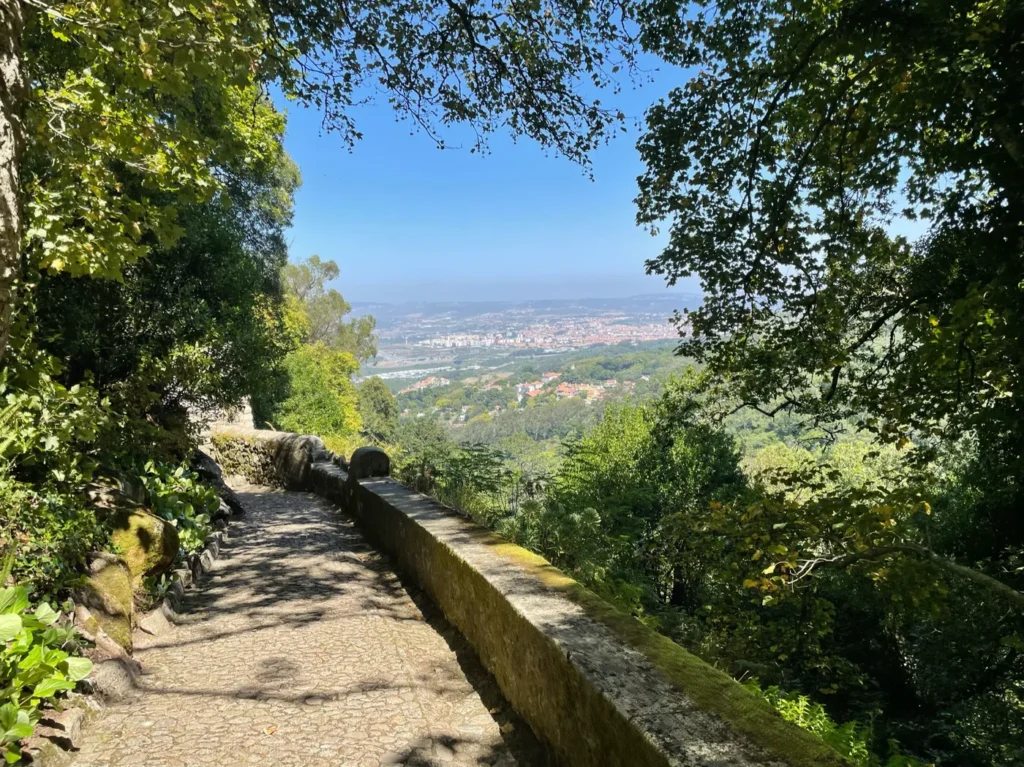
left=78, top=557, right=135, bottom=650
left=106, top=508, right=179, bottom=585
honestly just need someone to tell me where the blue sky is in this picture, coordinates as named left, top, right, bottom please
left=278, top=68, right=701, bottom=304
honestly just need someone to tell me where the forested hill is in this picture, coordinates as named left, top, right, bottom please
left=2, top=1, right=1023, bottom=766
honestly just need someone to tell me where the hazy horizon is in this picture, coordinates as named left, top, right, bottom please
left=339, top=273, right=700, bottom=304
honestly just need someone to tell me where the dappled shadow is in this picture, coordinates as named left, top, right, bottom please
left=160, top=487, right=414, bottom=623
left=397, top=581, right=559, bottom=767
left=360, top=477, right=780, bottom=766
left=379, top=732, right=527, bottom=767
left=110, top=481, right=555, bottom=766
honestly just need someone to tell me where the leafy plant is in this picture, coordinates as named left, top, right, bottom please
left=745, top=681, right=928, bottom=767
left=267, top=342, right=362, bottom=443
left=0, top=476, right=105, bottom=601
left=0, top=586, right=92, bottom=764
left=137, top=462, right=218, bottom=556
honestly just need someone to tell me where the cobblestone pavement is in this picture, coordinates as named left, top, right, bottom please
left=72, top=485, right=549, bottom=767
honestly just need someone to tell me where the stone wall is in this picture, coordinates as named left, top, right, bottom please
left=191, top=397, right=255, bottom=437
left=208, top=428, right=329, bottom=489
left=210, top=428, right=850, bottom=767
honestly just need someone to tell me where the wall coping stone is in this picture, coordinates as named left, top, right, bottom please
left=348, top=446, right=390, bottom=479
left=330, top=469, right=848, bottom=767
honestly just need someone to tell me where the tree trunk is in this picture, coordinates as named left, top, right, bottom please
left=0, top=0, right=25, bottom=362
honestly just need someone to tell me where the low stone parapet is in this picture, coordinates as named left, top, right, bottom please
left=211, top=429, right=849, bottom=767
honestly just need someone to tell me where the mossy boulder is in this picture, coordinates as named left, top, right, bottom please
left=106, top=508, right=179, bottom=584
left=76, top=554, right=135, bottom=650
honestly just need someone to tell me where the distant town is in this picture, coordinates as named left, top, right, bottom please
left=355, top=294, right=695, bottom=380
left=398, top=369, right=649, bottom=404
left=414, top=316, right=677, bottom=350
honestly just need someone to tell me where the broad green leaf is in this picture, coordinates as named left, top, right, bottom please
left=0, top=704, right=20, bottom=732
left=63, top=656, right=93, bottom=682
left=16, top=644, right=43, bottom=671
left=0, top=615, right=22, bottom=643
left=2, top=722, right=32, bottom=741
left=31, top=676, right=75, bottom=700
left=0, top=588, right=28, bottom=616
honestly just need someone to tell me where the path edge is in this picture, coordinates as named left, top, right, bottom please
left=23, top=501, right=241, bottom=765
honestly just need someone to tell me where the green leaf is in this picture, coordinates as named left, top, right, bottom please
left=30, top=676, right=75, bottom=700
left=0, top=615, right=23, bottom=643
left=0, top=705, right=21, bottom=732
left=32, top=603, right=58, bottom=627
left=63, top=656, right=93, bottom=682
left=2, top=722, right=32, bottom=741
left=0, top=588, right=29, bottom=616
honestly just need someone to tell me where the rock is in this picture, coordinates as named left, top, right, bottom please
left=75, top=559, right=135, bottom=651
left=160, top=597, right=180, bottom=623
left=88, top=658, right=141, bottom=702
left=137, top=607, right=172, bottom=636
left=349, top=446, right=391, bottom=480
left=191, top=448, right=223, bottom=484
left=166, top=577, right=186, bottom=611
left=198, top=548, right=215, bottom=574
left=272, top=433, right=329, bottom=489
left=194, top=447, right=246, bottom=517
left=75, top=604, right=142, bottom=700
left=84, top=482, right=143, bottom=512
left=220, top=485, right=246, bottom=517
left=212, top=498, right=232, bottom=522
left=105, top=508, right=179, bottom=584
left=34, top=705, right=86, bottom=749
left=22, top=703, right=88, bottom=764
left=87, top=482, right=180, bottom=583
left=173, top=567, right=193, bottom=588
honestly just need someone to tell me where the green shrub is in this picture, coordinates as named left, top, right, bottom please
left=269, top=343, right=361, bottom=443
left=0, top=478, right=106, bottom=601
left=0, top=586, right=92, bottom=764
left=0, top=342, right=106, bottom=488
left=0, top=324, right=112, bottom=600
left=137, top=462, right=218, bottom=555
left=745, top=681, right=927, bottom=767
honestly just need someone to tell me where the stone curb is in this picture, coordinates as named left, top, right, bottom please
left=23, top=516, right=237, bottom=765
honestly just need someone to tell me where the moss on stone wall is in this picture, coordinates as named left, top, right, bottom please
left=209, top=431, right=281, bottom=487
left=78, top=559, right=135, bottom=650
left=209, top=430, right=327, bottom=489
left=492, top=542, right=851, bottom=767
left=107, top=509, right=179, bottom=585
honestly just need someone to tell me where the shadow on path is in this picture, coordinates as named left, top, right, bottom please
left=71, top=485, right=556, bottom=767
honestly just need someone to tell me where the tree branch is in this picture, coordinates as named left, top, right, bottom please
left=790, top=543, right=1024, bottom=611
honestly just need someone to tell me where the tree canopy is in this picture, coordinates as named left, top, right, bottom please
left=282, top=255, right=376, bottom=361
left=638, top=0, right=1023, bottom=445
left=635, top=0, right=1024, bottom=598
left=627, top=3, right=1024, bottom=761
left=358, top=376, right=399, bottom=444
left=1, top=0, right=639, bottom=359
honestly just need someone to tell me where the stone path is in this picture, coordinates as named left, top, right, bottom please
left=71, top=485, right=550, bottom=767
